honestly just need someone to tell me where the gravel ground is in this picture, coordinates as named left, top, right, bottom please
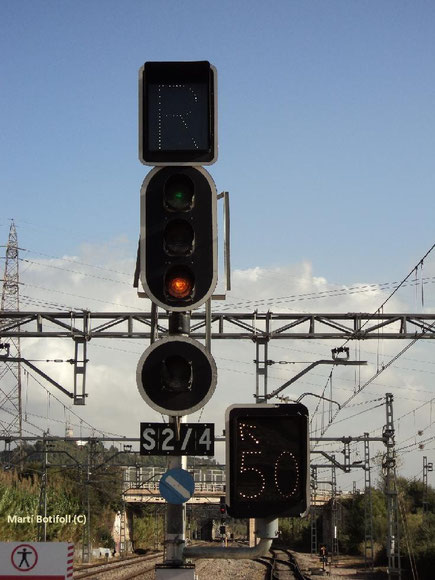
left=76, top=553, right=267, bottom=579
left=194, top=557, right=267, bottom=579
left=77, top=550, right=387, bottom=579
left=292, top=551, right=387, bottom=579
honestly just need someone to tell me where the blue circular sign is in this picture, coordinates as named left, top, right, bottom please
left=159, top=468, right=195, bottom=504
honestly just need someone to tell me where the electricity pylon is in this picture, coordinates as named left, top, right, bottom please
left=0, top=220, right=22, bottom=437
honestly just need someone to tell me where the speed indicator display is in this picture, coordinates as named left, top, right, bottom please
left=225, top=404, right=310, bottom=519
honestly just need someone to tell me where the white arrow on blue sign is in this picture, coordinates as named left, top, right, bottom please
left=159, top=468, right=195, bottom=504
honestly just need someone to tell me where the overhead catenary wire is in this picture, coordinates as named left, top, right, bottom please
left=15, top=315, right=434, bottom=414
left=216, top=276, right=435, bottom=312
left=20, top=368, right=125, bottom=439
left=354, top=392, right=435, bottom=459
left=20, top=248, right=131, bottom=276
left=20, top=257, right=131, bottom=286
left=310, top=402, right=385, bottom=435
left=342, top=240, right=435, bottom=348
left=16, top=239, right=435, bottom=445
left=16, top=244, right=435, bottom=313
left=309, top=241, right=435, bottom=434
left=5, top=235, right=435, bottom=480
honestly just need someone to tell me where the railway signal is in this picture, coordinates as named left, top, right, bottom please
left=136, top=335, right=217, bottom=416
left=137, top=63, right=219, bottom=575
left=225, top=403, right=310, bottom=519
left=139, top=165, right=217, bottom=311
left=219, top=496, right=226, bottom=516
left=137, top=61, right=219, bottom=426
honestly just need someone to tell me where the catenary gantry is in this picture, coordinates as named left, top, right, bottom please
left=1, top=310, right=435, bottom=340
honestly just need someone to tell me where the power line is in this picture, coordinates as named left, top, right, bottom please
left=217, top=276, right=435, bottom=312
left=20, top=257, right=130, bottom=286
left=311, top=241, right=435, bottom=435
left=341, top=240, right=435, bottom=348
left=17, top=243, right=435, bottom=314
left=21, top=248, right=131, bottom=277
left=22, top=368, right=125, bottom=439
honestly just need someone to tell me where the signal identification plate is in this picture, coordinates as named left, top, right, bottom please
left=140, top=422, right=214, bottom=456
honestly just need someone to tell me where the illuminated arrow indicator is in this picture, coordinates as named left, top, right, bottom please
left=239, top=421, right=260, bottom=444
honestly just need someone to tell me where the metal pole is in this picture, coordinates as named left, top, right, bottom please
left=310, top=466, right=318, bottom=554
left=422, top=456, right=431, bottom=513
left=331, top=459, right=338, bottom=559
left=43, top=439, right=47, bottom=541
left=384, top=393, right=401, bottom=580
left=37, top=433, right=48, bottom=542
left=164, top=417, right=186, bottom=566
left=205, top=299, right=212, bottom=353
left=363, top=433, right=374, bottom=569
left=161, top=311, right=190, bottom=567
left=222, top=191, right=231, bottom=292
left=86, top=463, right=91, bottom=560
left=81, top=442, right=91, bottom=563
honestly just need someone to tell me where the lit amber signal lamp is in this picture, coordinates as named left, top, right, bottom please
left=166, top=268, right=194, bottom=299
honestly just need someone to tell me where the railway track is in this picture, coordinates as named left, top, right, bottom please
left=73, top=545, right=311, bottom=580
left=256, top=549, right=310, bottom=580
left=73, top=551, right=163, bottom=579
left=74, top=553, right=140, bottom=573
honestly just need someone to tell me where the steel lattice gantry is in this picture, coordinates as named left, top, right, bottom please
left=2, top=310, right=435, bottom=340
left=2, top=309, right=435, bottom=405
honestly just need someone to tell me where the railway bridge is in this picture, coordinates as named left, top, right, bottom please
left=116, top=465, right=334, bottom=554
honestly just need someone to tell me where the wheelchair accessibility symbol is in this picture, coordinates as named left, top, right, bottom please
left=11, top=544, right=38, bottom=571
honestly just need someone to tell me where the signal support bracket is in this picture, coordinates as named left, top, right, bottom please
left=0, top=356, right=76, bottom=401
left=217, top=190, right=231, bottom=294
left=73, top=337, right=88, bottom=405
left=262, top=358, right=367, bottom=401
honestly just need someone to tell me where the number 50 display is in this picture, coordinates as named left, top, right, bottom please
left=225, top=404, right=310, bottom=518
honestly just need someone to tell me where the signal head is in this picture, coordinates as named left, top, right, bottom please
left=137, top=336, right=217, bottom=416
left=140, top=166, right=217, bottom=311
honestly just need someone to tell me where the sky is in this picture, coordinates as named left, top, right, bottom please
left=1, top=0, right=435, bottom=493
